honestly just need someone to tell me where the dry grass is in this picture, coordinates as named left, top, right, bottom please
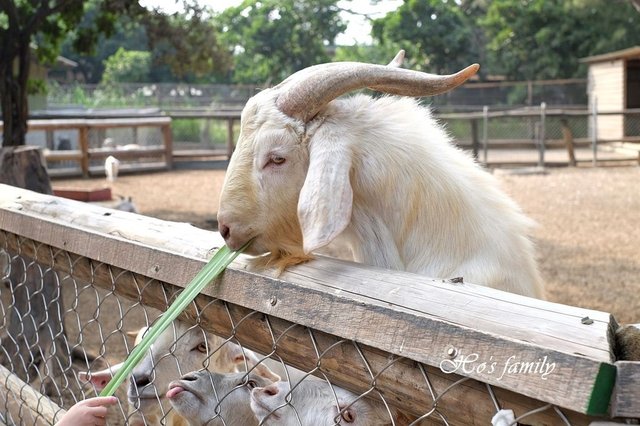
left=53, top=164, right=640, bottom=324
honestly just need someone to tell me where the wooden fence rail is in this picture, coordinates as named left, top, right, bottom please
left=0, top=117, right=173, bottom=177
left=1, top=184, right=639, bottom=425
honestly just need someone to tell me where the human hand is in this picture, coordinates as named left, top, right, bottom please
left=55, top=396, right=118, bottom=426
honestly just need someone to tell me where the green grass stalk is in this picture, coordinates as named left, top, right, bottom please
left=99, top=243, right=247, bottom=396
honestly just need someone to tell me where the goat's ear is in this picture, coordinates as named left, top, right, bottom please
left=78, top=363, right=123, bottom=391
left=298, top=129, right=353, bottom=254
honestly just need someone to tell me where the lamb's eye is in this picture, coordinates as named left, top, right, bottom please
left=340, top=409, right=355, bottom=423
left=246, top=380, right=258, bottom=389
left=193, top=343, right=207, bottom=353
left=270, top=155, right=286, bottom=165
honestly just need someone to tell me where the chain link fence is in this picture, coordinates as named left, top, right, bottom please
left=1, top=186, right=630, bottom=425
left=47, top=80, right=587, bottom=112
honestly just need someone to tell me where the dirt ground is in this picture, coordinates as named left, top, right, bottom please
left=52, top=163, right=640, bottom=325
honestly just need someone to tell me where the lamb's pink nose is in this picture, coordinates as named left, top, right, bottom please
left=261, top=383, right=279, bottom=396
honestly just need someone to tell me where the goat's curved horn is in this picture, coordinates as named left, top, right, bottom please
left=387, top=49, right=405, bottom=67
left=276, top=61, right=479, bottom=122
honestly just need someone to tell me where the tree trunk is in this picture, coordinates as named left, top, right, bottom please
left=0, top=146, right=52, bottom=193
left=0, top=147, right=70, bottom=397
left=0, top=35, right=29, bottom=147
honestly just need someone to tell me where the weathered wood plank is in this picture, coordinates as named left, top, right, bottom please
left=0, top=364, right=66, bottom=425
left=88, top=147, right=166, bottom=160
left=0, top=184, right=620, bottom=417
left=0, top=231, right=593, bottom=425
left=611, top=361, right=640, bottom=417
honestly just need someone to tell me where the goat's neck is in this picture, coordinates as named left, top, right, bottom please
left=344, top=209, right=405, bottom=271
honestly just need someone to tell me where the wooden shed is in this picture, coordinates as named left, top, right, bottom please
left=581, top=46, right=640, bottom=141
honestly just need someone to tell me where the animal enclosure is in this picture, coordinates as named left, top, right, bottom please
left=0, top=117, right=173, bottom=178
left=0, top=184, right=638, bottom=425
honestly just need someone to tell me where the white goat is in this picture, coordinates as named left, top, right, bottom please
left=114, top=195, right=139, bottom=213
left=250, top=379, right=404, bottom=426
left=167, top=370, right=274, bottom=426
left=104, top=155, right=120, bottom=182
left=216, top=53, right=543, bottom=297
left=80, top=322, right=279, bottom=426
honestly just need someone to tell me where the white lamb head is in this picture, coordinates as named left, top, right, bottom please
left=250, top=379, right=397, bottom=426
left=167, top=370, right=274, bottom=426
left=80, top=322, right=279, bottom=425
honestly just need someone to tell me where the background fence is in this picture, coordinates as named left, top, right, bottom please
left=0, top=116, right=173, bottom=177
left=1, top=184, right=638, bottom=425
left=10, top=78, right=638, bottom=175
left=45, top=79, right=588, bottom=111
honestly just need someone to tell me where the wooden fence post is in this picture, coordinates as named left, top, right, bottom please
left=470, top=118, right=479, bottom=159
left=162, top=121, right=173, bottom=170
left=226, top=117, right=235, bottom=159
left=78, top=125, right=89, bottom=177
left=561, top=117, right=577, bottom=166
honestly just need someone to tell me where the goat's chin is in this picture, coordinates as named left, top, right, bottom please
left=248, top=249, right=313, bottom=275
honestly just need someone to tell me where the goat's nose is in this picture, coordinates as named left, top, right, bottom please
left=219, top=223, right=231, bottom=240
left=262, top=383, right=279, bottom=396
left=180, top=373, right=199, bottom=382
left=133, top=373, right=151, bottom=388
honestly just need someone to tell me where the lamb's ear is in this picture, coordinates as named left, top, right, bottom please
left=78, top=362, right=124, bottom=391
left=298, top=129, right=353, bottom=254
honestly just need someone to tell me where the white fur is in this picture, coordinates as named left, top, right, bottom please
left=79, top=322, right=279, bottom=426
left=105, top=155, right=120, bottom=182
left=167, top=371, right=274, bottom=426
left=218, top=87, right=543, bottom=298
left=250, top=379, right=398, bottom=426
left=114, top=195, right=139, bottom=213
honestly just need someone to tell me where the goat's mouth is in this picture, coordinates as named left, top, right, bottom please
left=127, top=394, right=166, bottom=409
left=128, top=387, right=167, bottom=404
left=166, top=380, right=205, bottom=404
left=250, top=392, right=281, bottom=421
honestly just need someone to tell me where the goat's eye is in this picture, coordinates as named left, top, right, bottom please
left=193, top=343, right=207, bottom=353
left=246, top=380, right=258, bottom=389
left=340, top=409, right=355, bottom=423
left=269, top=155, right=286, bottom=165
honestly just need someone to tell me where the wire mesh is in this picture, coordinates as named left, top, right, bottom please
left=0, top=226, right=607, bottom=425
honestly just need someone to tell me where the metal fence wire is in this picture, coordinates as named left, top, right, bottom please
left=0, top=222, right=609, bottom=425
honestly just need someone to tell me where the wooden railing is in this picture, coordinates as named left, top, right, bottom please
left=0, top=117, right=173, bottom=177
left=1, top=184, right=639, bottom=424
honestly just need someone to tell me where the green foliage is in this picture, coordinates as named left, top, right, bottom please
left=333, top=43, right=404, bottom=64
left=172, top=119, right=201, bottom=142
left=26, top=78, right=47, bottom=95
left=216, top=0, right=346, bottom=84
left=481, top=0, right=640, bottom=80
left=143, top=2, right=232, bottom=82
left=60, top=0, right=148, bottom=83
left=101, top=48, right=151, bottom=84
left=371, top=0, right=476, bottom=75
left=0, top=0, right=147, bottom=145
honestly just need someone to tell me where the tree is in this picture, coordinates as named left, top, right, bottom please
left=143, top=2, right=232, bottom=83
left=481, top=0, right=640, bottom=80
left=216, top=0, right=346, bottom=84
left=0, top=0, right=145, bottom=147
left=371, top=0, right=477, bottom=75
left=59, top=1, right=148, bottom=83
left=101, top=48, right=151, bottom=84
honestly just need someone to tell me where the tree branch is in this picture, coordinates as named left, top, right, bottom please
left=27, top=0, right=76, bottom=30
left=630, top=0, right=640, bottom=12
left=0, top=0, right=20, bottom=30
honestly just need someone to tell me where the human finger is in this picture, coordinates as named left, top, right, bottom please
left=85, top=396, right=118, bottom=407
